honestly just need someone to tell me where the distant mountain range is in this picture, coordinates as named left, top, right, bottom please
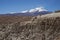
left=0, top=11, right=51, bottom=16
left=0, top=7, right=52, bottom=16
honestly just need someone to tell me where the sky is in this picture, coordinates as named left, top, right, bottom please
left=0, top=0, right=60, bottom=14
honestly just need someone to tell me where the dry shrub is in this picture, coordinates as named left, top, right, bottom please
left=0, top=16, right=60, bottom=40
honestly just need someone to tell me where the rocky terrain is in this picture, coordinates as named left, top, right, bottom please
left=0, top=12, right=60, bottom=40
left=0, top=16, right=33, bottom=24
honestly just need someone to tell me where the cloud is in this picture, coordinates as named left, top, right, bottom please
left=21, top=10, right=28, bottom=13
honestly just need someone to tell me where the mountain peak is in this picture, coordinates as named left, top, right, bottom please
left=21, top=7, right=48, bottom=13
left=35, top=7, right=47, bottom=12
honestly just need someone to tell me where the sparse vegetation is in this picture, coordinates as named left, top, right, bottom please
left=0, top=12, right=60, bottom=40
left=55, top=10, right=60, bottom=13
left=0, top=16, right=32, bottom=24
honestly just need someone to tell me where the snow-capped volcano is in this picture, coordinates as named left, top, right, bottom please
left=19, top=7, right=49, bottom=16
left=21, top=7, right=48, bottom=13
left=29, top=7, right=47, bottom=13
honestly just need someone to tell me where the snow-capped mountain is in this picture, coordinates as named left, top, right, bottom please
left=21, top=7, right=47, bottom=13
left=16, top=7, right=51, bottom=16
left=0, top=7, right=51, bottom=16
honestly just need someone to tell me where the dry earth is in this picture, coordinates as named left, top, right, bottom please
left=0, top=12, right=60, bottom=40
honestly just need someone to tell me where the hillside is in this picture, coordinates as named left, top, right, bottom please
left=0, top=16, right=33, bottom=24
left=0, top=12, right=60, bottom=40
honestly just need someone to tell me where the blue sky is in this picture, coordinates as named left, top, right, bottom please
left=0, top=0, right=60, bottom=14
